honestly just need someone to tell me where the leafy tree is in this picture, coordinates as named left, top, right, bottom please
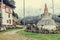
left=12, top=11, right=18, bottom=19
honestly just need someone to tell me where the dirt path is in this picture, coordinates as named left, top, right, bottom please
left=0, top=29, right=38, bottom=40
left=4, top=29, right=20, bottom=35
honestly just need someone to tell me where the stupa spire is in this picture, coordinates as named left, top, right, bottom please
left=44, top=4, right=48, bottom=13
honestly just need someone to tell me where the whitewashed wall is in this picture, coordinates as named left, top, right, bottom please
left=1, top=3, right=13, bottom=25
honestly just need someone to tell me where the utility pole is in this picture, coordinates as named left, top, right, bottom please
left=23, top=0, right=25, bottom=26
left=52, top=0, right=54, bottom=14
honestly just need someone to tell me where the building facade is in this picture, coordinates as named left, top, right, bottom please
left=0, top=0, right=15, bottom=26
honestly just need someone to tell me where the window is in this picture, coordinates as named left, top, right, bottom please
left=5, top=6, right=12, bottom=14
left=7, top=20, right=8, bottom=23
left=8, top=14, right=10, bottom=18
left=9, top=19, right=11, bottom=24
left=5, top=6, right=9, bottom=13
left=7, top=19, right=11, bottom=24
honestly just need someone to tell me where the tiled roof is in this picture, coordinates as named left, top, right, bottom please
left=0, top=0, right=15, bottom=8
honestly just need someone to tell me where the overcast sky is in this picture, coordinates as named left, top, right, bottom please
left=14, top=0, right=60, bottom=18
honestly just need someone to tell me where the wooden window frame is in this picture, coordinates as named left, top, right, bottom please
left=5, top=6, right=12, bottom=14
left=9, top=19, right=11, bottom=24
left=7, top=20, right=8, bottom=23
left=8, top=14, right=10, bottom=18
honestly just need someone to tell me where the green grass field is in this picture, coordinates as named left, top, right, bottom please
left=19, top=30, right=60, bottom=40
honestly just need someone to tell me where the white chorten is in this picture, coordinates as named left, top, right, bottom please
left=37, top=4, right=57, bottom=31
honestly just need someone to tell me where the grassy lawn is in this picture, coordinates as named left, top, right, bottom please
left=18, top=30, right=60, bottom=40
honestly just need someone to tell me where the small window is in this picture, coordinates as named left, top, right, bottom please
left=58, top=15, right=60, bottom=17
left=7, top=20, right=8, bottom=23
left=5, top=6, right=12, bottom=14
left=9, top=19, right=11, bottom=24
left=8, top=14, right=10, bottom=18
left=41, top=25, right=43, bottom=26
left=5, top=6, right=9, bottom=13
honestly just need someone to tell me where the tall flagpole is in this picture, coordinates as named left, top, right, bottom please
left=23, top=0, right=25, bottom=25
left=52, top=0, right=54, bottom=14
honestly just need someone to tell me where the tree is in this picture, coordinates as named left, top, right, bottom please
left=12, top=11, right=18, bottom=19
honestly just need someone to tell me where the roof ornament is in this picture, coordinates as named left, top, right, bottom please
left=44, top=3, right=48, bottom=13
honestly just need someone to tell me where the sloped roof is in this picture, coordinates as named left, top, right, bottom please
left=0, top=0, right=15, bottom=8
